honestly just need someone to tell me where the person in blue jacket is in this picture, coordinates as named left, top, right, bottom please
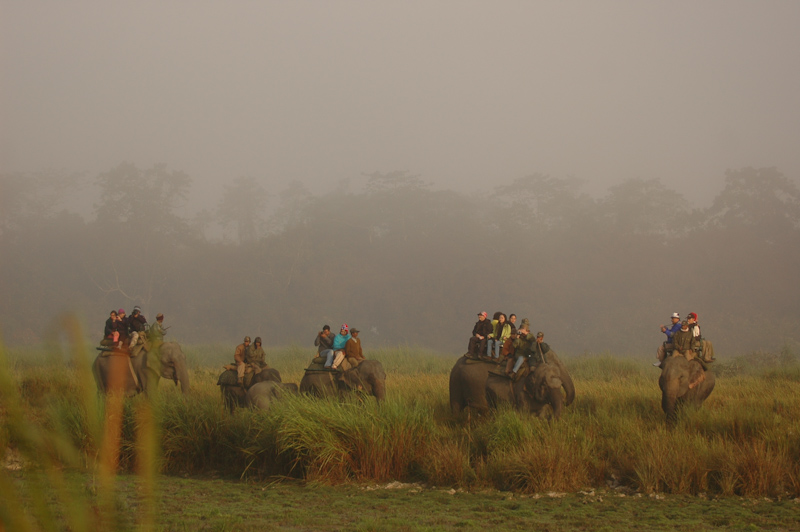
left=654, top=312, right=681, bottom=367
left=324, top=324, right=351, bottom=370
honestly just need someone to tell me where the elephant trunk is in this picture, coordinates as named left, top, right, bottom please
left=372, top=379, right=386, bottom=403
left=176, top=363, right=190, bottom=394
left=661, top=378, right=681, bottom=424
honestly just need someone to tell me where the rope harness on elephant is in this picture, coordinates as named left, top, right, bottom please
left=97, top=348, right=142, bottom=392
left=127, top=355, right=141, bottom=392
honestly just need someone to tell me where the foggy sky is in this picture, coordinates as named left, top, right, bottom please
left=2, top=1, right=800, bottom=209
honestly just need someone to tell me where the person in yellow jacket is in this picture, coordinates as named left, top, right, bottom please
left=486, top=313, right=512, bottom=359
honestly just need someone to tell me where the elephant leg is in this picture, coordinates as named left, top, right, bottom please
left=450, top=396, right=464, bottom=415
left=222, top=386, right=245, bottom=414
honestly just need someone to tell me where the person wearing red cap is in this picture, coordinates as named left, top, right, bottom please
left=687, top=312, right=715, bottom=363
left=325, top=324, right=351, bottom=370
left=467, top=312, right=493, bottom=358
left=687, top=313, right=700, bottom=340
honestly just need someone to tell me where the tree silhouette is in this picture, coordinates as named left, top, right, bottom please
left=703, top=167, right=800, bottom=237
left=216, top=176, right=269, bottom=243
left=94, top=162, right=191, bottom=236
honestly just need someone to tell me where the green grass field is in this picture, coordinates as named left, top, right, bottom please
left=2, top=337, right=800, bottom=531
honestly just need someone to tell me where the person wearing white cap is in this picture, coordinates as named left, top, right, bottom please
left=654, top=312, right=682, bottom=367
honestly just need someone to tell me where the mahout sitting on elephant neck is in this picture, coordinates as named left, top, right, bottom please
left=485, top=351, right=575, bottom=419
left=218, top=366, right=282, bottom=413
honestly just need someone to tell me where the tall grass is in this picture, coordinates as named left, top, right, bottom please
left=2, top=324, right=800, bottom=532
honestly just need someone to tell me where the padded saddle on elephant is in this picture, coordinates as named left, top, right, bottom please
left=696, top=338, right=716, bottom=363
left=488, top=362, right=530, bottom=382
left=217, top=368, right=258, bottom=388
left=304, top=357, right=358, bottom=373
left=462, top=352, right=502, bottom=365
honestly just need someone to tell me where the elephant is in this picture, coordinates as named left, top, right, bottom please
left=659, top=355, right=715, bottom=423
left=448, top=355, right=503, bottom=416
left=485, top=353, right=575, bottom=419
left=92, top=341, right=190, bottom=397
left=299, top=359, right=386, bottom=402
left=246, top=381, right=299, bottom=410
left=92, top=349, right=151, bottom=397
left=217, top=367, right=282, bottom=413
left=153, top=341, right=190, bottom=394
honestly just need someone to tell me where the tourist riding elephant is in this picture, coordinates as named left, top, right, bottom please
left=449, top=356, right=502, bottom=416
left=246, top=381, right=299, bottom=410
left=299, top=359, right=386, bottom=402
left=217, top=367, right=282, bottom=413
left=93, top=341, right=190, bottom=397
left=659, top=355, right=715, bottom=423
left=486, top=353, right=575, bottom=419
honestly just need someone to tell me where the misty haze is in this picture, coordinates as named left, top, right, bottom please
left=2, top=2, right=799, bottom=358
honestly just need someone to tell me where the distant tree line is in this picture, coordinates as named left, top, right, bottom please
left=1, top=164, right=798, bottom=357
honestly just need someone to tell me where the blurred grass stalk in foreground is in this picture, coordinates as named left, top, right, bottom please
left=0, top=315, right=160, bottom=531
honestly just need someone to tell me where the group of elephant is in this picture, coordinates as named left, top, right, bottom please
left=91, top=341, right=388, bottom=412
left=92, top=343, right=715, bottom=422
left=448, top=350, right=715, bottom=422
left=216, top=359, right=387, bottom=412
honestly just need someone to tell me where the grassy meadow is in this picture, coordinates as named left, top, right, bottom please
left=2, top=332, right=800, bottom=530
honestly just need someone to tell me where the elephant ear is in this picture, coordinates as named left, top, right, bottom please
left=687, top=360, right=706, bottom=389
left=339, top=367, right=364, bottom=390
left=526, top=369, right=548, bottom=402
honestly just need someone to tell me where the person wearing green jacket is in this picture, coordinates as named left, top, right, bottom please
left=506, top=323, right=535, bottom=377
left=487, top=312, right=512, bottom=359
left=671, top=321, right=695, bottom=360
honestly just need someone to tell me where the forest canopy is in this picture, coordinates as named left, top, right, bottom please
left=1, top=165, right=798, bottom=356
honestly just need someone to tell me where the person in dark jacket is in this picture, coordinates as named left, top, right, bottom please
left=102, top=310, right=122, bottom=346
left=128, top=306, right=148, bottom=349
left=528, top=332, right=551, bottom=365
left=315, top=325, right=334, bottom=355
left=246, top=337, right=268, bottom=369
left=117, top=309, right=130, bottom=345
left=506, top=324, right=535, bottom=377
left=467, top=311, right=494, bottom=357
